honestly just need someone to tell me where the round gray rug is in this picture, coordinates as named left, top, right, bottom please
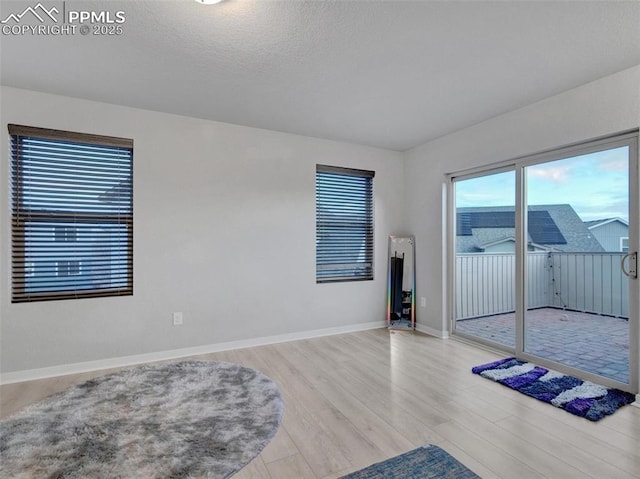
left=0, top=360, right=284, bottom=478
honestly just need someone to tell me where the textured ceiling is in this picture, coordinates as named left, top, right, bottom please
left=1, top=0, right=639, bottom=151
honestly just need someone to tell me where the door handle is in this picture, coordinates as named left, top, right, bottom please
left=621, top=252, right=637, bottom=279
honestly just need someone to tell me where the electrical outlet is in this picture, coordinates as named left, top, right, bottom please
left=172, top=312, right=183, bottom=326
left=420, top=297, right=426, bottom=308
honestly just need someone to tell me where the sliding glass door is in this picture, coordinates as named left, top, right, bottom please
left=453, top=170, right=516, bottom=350
left=524, top=146, right=632, bottom=384
left=451, top=132, right=638, bottom=391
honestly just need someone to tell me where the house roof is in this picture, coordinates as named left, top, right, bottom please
left=585, top=217, right=629, bottom=229
left=456, top=204, right=604, bottom=253
left=471, top=228, right=516, bottom=248
left=474, top=235, right=553, bottom=252
left=476, top=235, right=516, bottom=250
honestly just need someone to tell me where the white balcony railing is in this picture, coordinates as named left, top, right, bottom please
left=455, top=252, right=629, bottom=320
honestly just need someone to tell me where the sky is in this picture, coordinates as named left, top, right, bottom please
left=455, top=146, right=629, bottom=222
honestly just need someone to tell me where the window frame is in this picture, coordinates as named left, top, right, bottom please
left=9, top=124, right=134, bottom=303
left=621, top=236, right=629, bottom=252
left=315, top=164, right=375, bottom=283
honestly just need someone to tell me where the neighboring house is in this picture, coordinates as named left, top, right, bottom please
left=24, top=176, right=131, bottom=294
left=584, top=217, right=629, bottom=252
left=26, top=224, right=116, bottom=294
left=456, top=204, right=604, bottom=253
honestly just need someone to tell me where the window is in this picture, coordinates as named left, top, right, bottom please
left=9, top=124, right=133, bottom=303
left=24, top=262, right=35, bottom=278
left=57, top=260, right=81, bottom=277
left=316, top=165, right=374, bottom=282
left=54, top=226, right=77, bottom=242
left=621, top=237, right=629, bottom=252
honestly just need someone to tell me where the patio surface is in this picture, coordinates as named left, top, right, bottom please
left=455, top=307, right=630, bottom=384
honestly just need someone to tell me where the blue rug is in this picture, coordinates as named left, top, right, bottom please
left=472, top=357, right=636, bottom=421
left=339, top=445, right=479, bottom=479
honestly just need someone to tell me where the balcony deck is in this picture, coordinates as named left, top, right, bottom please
left=455, top=307, right=630, bottom=384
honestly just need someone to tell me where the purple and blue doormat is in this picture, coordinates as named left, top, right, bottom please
left=472, top=357, right=636, bottom=421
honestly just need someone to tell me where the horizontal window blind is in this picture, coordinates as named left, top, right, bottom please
left=9, top=124, right=133, bottom=303
left=316, top=165, right=374, bottom=282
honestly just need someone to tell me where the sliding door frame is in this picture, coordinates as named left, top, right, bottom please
left=447, top=130, right=639, bottom=393
left=447, top=164, right=517, bottom=354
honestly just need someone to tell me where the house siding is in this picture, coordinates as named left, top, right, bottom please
left=589, top=221, right=629, bottom=252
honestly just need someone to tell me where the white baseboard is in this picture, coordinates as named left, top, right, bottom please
left=632, top=395, right=640, bottom=408
left=415, top=323, right=449, bottom=339
left=0, top=321, right=386, bottom=385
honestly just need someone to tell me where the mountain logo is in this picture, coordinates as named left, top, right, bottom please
left=1, top=3, right=59, bottom=24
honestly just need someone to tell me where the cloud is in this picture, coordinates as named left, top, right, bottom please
left=593, top=146, right=629, bottom=172
left=527, top=164, right=572, bottom=184
left=598, top=158, right=627, bottom=172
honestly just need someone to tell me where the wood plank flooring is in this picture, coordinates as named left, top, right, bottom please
left=1, top=329, right=639, bottom=478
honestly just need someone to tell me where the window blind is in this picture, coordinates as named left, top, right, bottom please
left=316, top=165, right=374, bottom=282
left=9, top=124, right=133, bottom=303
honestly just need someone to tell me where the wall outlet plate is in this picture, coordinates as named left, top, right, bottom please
left=172, top=312, right=183, bottom=326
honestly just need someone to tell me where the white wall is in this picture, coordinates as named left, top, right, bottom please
left=405, top=66, right=640, bottom=384
left=3, top=66, right=639, bottom=382
left=0, top=87, right=405, bottom=376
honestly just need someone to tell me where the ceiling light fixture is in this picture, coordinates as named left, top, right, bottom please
left=195, top=0, right=225, bottom=4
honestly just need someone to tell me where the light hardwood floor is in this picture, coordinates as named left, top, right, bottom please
left=2, top=329, right=639, bottom=478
